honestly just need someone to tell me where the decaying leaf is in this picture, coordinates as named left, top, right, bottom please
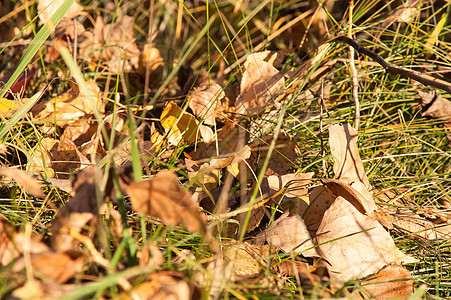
left=125, top=171, right=208, bottom=235
left=0, top=98, right=24, bottom=118
left=0, top=167, right=44, bottom=197
left=361, top=264, right=414, bottom=299
left=189, top=84, right=225, bottom=126
left=255, top=212, right=318, bottom=257
left=10, top=280, right=46, bottom=300
left=235, top=52, right=285, bottom=116
left=316, top=196, right=417, bottom=282
left=291, top=184, right=335, bottom=233
left=419, top=90, right=451, bottom=121
left=51, top=167, right=103, bottom=252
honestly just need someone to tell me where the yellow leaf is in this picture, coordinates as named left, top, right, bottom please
left=424, top=14, right=446, bottom=53
left=0, top=98, right=23, bottom=118
left=227, top=162, right=240, bottom=177
left=160, top=102, right=199, bottom=145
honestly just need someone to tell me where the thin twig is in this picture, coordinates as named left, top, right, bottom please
left=347, top=1, right=360, bottom=131
left=337, top=36, right=451, bottom=94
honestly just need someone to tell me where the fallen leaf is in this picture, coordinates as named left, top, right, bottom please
left=51, top=167, right=103, bottom=251
left=361, top=264, right=414, bottom=299
left=248, top=132, right=297, bottom=176
left=138, top=44, right=163, bottom=75
left=321, top=178, right=375, bottom=215
left=0, top=167, right=44, bottom=197
left=419, top=90, right=451, bottom=122
left=0, top=216, right=21, bottom=266
left=0, top=98, right=23, bottom=118
left=424, top=13, right=446, bottom=54
left=392, top=209, right=451, bottom=240
left=235, top=52, right=285, bottom=116
left=12, top=251, right=84, bottom=283
left=125, top=171, right=207, bottom=235
left=295, top=185, right=336, bottom=233
left=129, top=271, right=200, bottom=300
left=60, top=119, right=98, bottom=147
left=418, top=90, right=451, bottom=142
left=138, top=241, right=164, bottom=269
left=189, top=84, right=225, bottom=126
left=31, top=79, right=103, bottom=129
left=10, top=280, right=46, bottom=300
left=316, top=196, right=417, bottom=282
left=27, top=137, right=88, bottom=178
left=79, top=15, right=140, bottom=73
left=37, top=0, right=83, bottom=24
left=329, top=123, right=371, bottom=190
left=160, top=102, right=202, bottom=145
left=224, top=242, right=272, bottom=278
left=255, top=212, right=318, bottom=257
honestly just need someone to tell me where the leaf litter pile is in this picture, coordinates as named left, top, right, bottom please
left=0, top=0, right=451, bottom=299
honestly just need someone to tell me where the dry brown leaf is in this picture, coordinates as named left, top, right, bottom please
left=419, top=90, right=451, bottom=121
left=128, top=271, right=200, bottom=300
left=31, top=80, right=103, bottom=129
left=224, top=242, right=273, bottom=278
left=266, top=172, right=313, bottom=204
left=51, top=167, right=102, bottom=252
left=189, top=84, right=225, bottom=126
left=361, top=264, right=414, bottom=299
left=392, top=209, right=451, bottom=240
left=255, top=212, right=318, bottom=257
left=235, top=52, right=285, bottom=116
left=80, top=15, right=140, bottom=73
left=187, top=120, right=239, bottom=160
left=329, top=123, right=371, bottom=189
left=125, top=171, right=208, bottom=235
left=316, top=196, right=417, bottom=282
left=27, top=137, right=88, bottom=178
left=321, top=178, right=376, bottom=216
left=138, top=44, right=163, bottom=75
left=138, top=241, right=164, bottom=269
left=13, top=251, right=84, bottom=283
left=10, top=280, right=47, bottom=300
left=418, top=90, right=451, bottom=141
left=37, top=0, right=83, bottom=24
left=0, top=216, right=21, bottom=266
left=248, top=132, right=297, bottom=176
left=60, top=119, right=98, bottom=147
left=294, top=185, right=336, bottom=233
left=0, top=168, right=44, bottom=198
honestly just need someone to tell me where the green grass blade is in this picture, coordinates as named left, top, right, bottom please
left=0, top=0, right=75, bottom=101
